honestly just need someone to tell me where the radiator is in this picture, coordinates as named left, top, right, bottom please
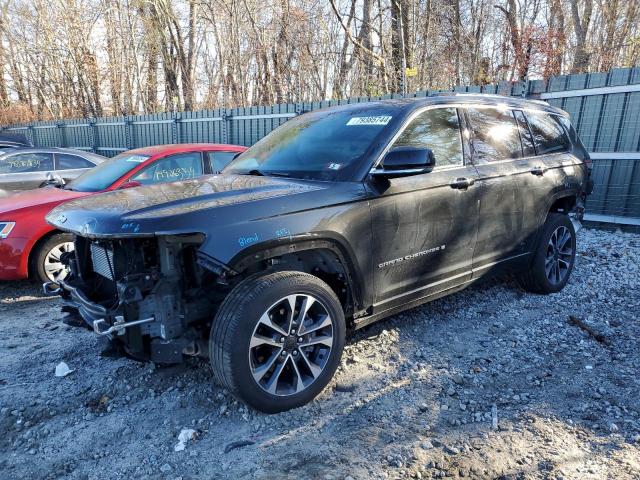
left=90, top=243, right=115, bottom=280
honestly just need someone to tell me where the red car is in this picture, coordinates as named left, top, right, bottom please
left=0, top=143, right=246, bottom=283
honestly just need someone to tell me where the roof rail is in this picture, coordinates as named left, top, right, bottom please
left=429, top=92, right=508, bottom=98
left=429, top=91, right=550, bottom=105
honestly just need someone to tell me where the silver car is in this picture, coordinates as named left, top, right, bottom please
left=0, top=148, right=105, bottom=191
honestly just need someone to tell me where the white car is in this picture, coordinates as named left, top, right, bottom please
left=0, top=147, right=105, bottom=191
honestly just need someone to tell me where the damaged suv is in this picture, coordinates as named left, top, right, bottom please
left=45, top=95, right=591, bottom=413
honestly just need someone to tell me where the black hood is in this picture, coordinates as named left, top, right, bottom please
left=46, top=174, right=330, bottom=238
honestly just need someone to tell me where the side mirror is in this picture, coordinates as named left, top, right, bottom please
left=118, top=180, right=142, bottom=190
left=371, top=146, right=435, bottom=178
left=40, top=172, right=65, bottom=188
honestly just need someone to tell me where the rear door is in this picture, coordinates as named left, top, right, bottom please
left=463, top=106, right=528, bottom=274
left=369, top=106, right=480, bottom=311
left=0, top=152, right=54, bottom=191
left=206, top=151, right=240, bottom=173
left=518, top=111, right=579, bottom=248
left=54, top=152, right=97, bottom=183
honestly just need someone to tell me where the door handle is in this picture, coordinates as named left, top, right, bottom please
left=449, top=177, right=475, bottom=190
left=530, top=166, right=546, bottom=176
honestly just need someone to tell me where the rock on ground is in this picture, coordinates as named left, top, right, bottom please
left=0, top=227, right=639, bottom=479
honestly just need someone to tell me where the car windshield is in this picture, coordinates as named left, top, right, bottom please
left=224, top=107, right=395, bottom=180
left=65, top=153, right=150, bottom=192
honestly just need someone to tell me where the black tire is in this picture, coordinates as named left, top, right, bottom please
left=32, top=233, right=74, bottom=285
left=518, top=213, right=576, bottom=294
left=210, top=271, right=346, bottom=413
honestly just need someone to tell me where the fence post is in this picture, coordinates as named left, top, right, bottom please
left=27, top=125, right=35, bottom=146
left=88, top=119, right=97, bottom=153
left=57, top=123, right=67, bottom=147
left=124, top=117, right=133, bottom=150
left=172, top=111, right=180, bottom=143
left=221, top=109, right=230, bottom=144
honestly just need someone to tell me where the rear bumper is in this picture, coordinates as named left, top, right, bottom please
left=0, top=237, right=29, bottom=280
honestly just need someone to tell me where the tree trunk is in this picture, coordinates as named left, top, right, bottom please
left=570, top=0, right=593, bottom=73
left=333, top=0, right=357, bottom=98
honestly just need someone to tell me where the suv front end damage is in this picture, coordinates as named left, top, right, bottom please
left=47, top=234, right=220, bottom=363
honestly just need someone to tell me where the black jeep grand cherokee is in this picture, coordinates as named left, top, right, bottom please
left=46, top=95, right=591, bottom=413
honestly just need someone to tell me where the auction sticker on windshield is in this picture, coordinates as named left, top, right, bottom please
left=126, top=155, right=150, bottom=163
left=346, top=116, right=392, bottom=126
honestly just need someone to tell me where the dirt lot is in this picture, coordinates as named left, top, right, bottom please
left=1, top=227, right=639, bottom=480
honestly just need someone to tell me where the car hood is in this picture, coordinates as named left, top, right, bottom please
left=46, top=174, right=347, bottom=238
left=0, top=186, right=89, bottom=216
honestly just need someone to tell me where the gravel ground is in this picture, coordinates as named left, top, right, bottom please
left=1, top=227, right=639, bottom=480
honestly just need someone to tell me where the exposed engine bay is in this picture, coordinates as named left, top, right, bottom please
left=57, top=234, right=223, bottom=363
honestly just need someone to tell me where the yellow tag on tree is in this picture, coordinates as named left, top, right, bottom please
left=405, top=67, right=418, bottom=77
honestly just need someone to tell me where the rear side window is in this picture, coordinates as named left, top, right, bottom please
left=555, top=115, right=587, bottom=158
left=465, top=107, right=522, bottom=162
left=0, top=152, right=54, bottom=173
left=56, top=153, right=95, bottom=170
left=525, top=112, right=572, bottom=155
left=208, top=151, right=238, bottom=173
left=133, top=152, right=204, bottom=185
left=393, top=107, right=464, bottom=168
left=513, top=110, right=536, bottom=157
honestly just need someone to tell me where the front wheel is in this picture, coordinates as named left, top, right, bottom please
left=518, top=213, right=576, bottom=294
left=33, top=233, right=74, bottom=285
left=209, top=271, right=346, bottom=413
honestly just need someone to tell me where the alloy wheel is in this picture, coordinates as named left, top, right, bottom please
left=545, top=226, right=573, bottom=285
left=249, top=294, right=334, bottom=396
left=44, top=242, right=74, bottom=283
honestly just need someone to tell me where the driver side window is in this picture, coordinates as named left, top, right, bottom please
left=0, top=152, right=54, bottom=173
left=132, top=152, right=203, bottom=185
left=393, top=108, right=463, bottom=168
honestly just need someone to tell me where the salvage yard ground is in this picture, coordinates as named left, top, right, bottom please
left=1, top=227, right=639, bottom=480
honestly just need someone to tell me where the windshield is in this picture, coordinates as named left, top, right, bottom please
left=224, top=107, right=395, bottom=180
left=65, top=153, right=150, bottom=192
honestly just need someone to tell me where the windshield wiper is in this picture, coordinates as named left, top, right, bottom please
left=245, top=169, right=290, bottom=178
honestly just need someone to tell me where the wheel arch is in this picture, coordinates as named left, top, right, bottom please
left=529, top=191, right=578, bottom=255
left=26, top=228, right=66, bottom=279
left=548, top=194, right=577, bottom=215
left=224, top=236, right=366, bottom=319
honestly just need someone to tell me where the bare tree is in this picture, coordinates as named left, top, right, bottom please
left=0, top=0, right=636, bottom=123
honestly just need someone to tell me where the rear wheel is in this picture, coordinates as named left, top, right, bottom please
left=210, top=271, right=346, bottom=413
left=33, top=233, right=74, bottom=284
left=518, top=213, right=576, bottom=294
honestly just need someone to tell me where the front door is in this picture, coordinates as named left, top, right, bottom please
left=369, top=106, right=480, bottom=312
left=130, top=152, right=205, bottom=185
left=0, top=152, right=54, bottom=191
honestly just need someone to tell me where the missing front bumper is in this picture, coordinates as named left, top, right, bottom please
left=43, top=280, right=191, bottom=364
left=93, top=316, right=155, bottom=336
left=44, top=280, right=109, bottom=327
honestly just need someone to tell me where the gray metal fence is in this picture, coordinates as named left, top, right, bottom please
left=3, top=67, right=640, bottom=225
